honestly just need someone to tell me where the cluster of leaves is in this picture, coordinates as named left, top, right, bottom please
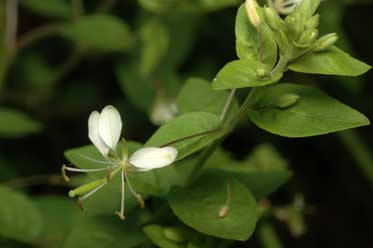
left=0, top=0, right=371, bottom=247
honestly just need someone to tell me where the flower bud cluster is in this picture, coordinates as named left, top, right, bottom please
left=263, top=0, right=338, bottom=57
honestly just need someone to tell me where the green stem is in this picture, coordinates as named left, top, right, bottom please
left=337, top=130, right=373, bottom=186
left=185, top=92, right=254, bottom=186
left=271, top=46, right=292, bottom=77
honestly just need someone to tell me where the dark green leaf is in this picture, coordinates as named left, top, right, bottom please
left=248, top=83, right=370, bottom=137
left=61, top=14, right=133, bottom=52
left=0, top=108, right=43, bottom=138
left=169, top=175, right=257, bottom=241
left=0, top=186, right=43, bottom=243
left=21, top=0, right=71, bottom=19
left=288, top=46, right=371, bottom=76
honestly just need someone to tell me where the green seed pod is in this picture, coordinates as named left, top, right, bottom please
left=296, top=29, right=319, bottom=48
left=305, top=14, right=320, bottom=30
left=163, top=227, right=185, bottom=243
left=312, top=33, right=339, bottom=52
left=275, top=93, right=300, bottom=109
left=264, top=7, right=284, bottom=31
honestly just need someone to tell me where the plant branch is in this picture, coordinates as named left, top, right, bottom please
left=160, top=127, right=223, bottom=148
left=220, top=88, right=236, bottom=121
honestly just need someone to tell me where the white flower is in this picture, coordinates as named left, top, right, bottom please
left=88, top=105, right=122, bottom=156
left=65, top=104, right=179, bottom=220
left=129, top=147, right=178, bottom=172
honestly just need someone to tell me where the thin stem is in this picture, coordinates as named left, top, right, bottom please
left=258, top=28, right=264, bottom=63
left=15, top=23, right=62, bottom=53
left=160, top=127, right=223, bottom=148
left=271, top=46, right=293, bottom=77
left=218, top=181, right=232, bottom=218
left=1, top=174, right=64, bottom=188
left=220, top=89, right=236, bottom=121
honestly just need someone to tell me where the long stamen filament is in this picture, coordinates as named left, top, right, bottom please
left=124, top=167, right=145, bottom=208
left=61, top=164, right=117, bottom=182
left=115, top=170, right=126, bottom=220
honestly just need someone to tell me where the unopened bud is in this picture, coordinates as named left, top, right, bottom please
left=312, top=33, right=338, bottom=52
left=296, top=29, right=318, bottom=47
left=245, top=0, right=261, bottom=29
left=275, top=93, right=300, bottom=109
left=163, top=227, right=185, bottom=243
left=305, top=14, right=320, bottom=30
left=285, top=15, right=302, bottom=41
left=256, top=68, right=270, bottom=78
left=264, top=7, right=284, bottom=31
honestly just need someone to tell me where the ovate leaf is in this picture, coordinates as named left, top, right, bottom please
left=176, top=78, right=238, bottom=116
left=212, top=59, right=282, bottom=90
left=0, top=186, right=43, bottom=243
left=146, top=112, right=223, bottom=160
left=140, top=18, right=170, bottom=76
left=169, top=175, right=257, bottom=241
left=235, top=4, right=277, bottom=67
left=0, top=108, right=42, bottom=138
left=21, top=0, right=71, bottom=19
left=288, top=46, right=371, bottom=76
left=61, top=14, right=133, bottom=52
left=248, top=83, right=370, bottom=137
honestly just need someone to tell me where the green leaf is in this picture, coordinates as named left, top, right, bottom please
left=288, top=46, right=371, bottom=76
left=169, top=175, right=257, bottom=241
left=146, top=112, right=223, bottom=160
left=248, top=83, right=370, bottom=137
left=0, top=2, right=7, bottom=91
left=0, top=108, right=43, bottom=138
left=140, top=18, right=170, bottom=76
left=63, top=217, right=146, bottom=248
left=34, top=196, right=79, bottom=247
left=21, top=0, right=71, bottom=19
left=176, top=78, right=238, bottom=116
left=116, top=63, right=156, bottom=111
left=0, top=186, right=43, bottom=243
left=143, top=225, right=189, bottom=248
left=235, top=4, right=278, bottom=67
left=198, top=0, right=240, bottom=12
left=212, top=59, right=282, bottom=90
left=61, top=14, right=133, bottom=52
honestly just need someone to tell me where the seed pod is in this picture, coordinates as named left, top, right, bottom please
left=275, top=93, right=300, bottom=109
left=312, top=33, right=339, bottom=52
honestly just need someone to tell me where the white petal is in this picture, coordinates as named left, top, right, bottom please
left=88, top=111, right=110, bottom=156
left=98, top=105, right=122, bottom=150
left=129, top=147, right=178, bottom=171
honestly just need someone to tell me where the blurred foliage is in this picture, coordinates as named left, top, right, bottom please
left=0, top=0, right=372, bottom=248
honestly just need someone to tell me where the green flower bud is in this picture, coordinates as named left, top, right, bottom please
left=312, top=33, right=339, bottom=52
left=297, top=0, right=321, bottom=18
left=163, top=227, right=185, bottom=243
left=256, top=68, right=270, bottom=78
left=264, top=7, right=284, bottom=31
left=245, top=0, right=261, bottom=29
left=295, top=29, right=319, bottom=48
left=305, top=14, right=320, bottom=30
left=285, top=14, right=302, bottom=41
left=275, top=93, right=300, bottom=109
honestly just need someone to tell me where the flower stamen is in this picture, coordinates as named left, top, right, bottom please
left=124, top=167, right=145, bottom=208
left=115, top=170, right=126, bottom=220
